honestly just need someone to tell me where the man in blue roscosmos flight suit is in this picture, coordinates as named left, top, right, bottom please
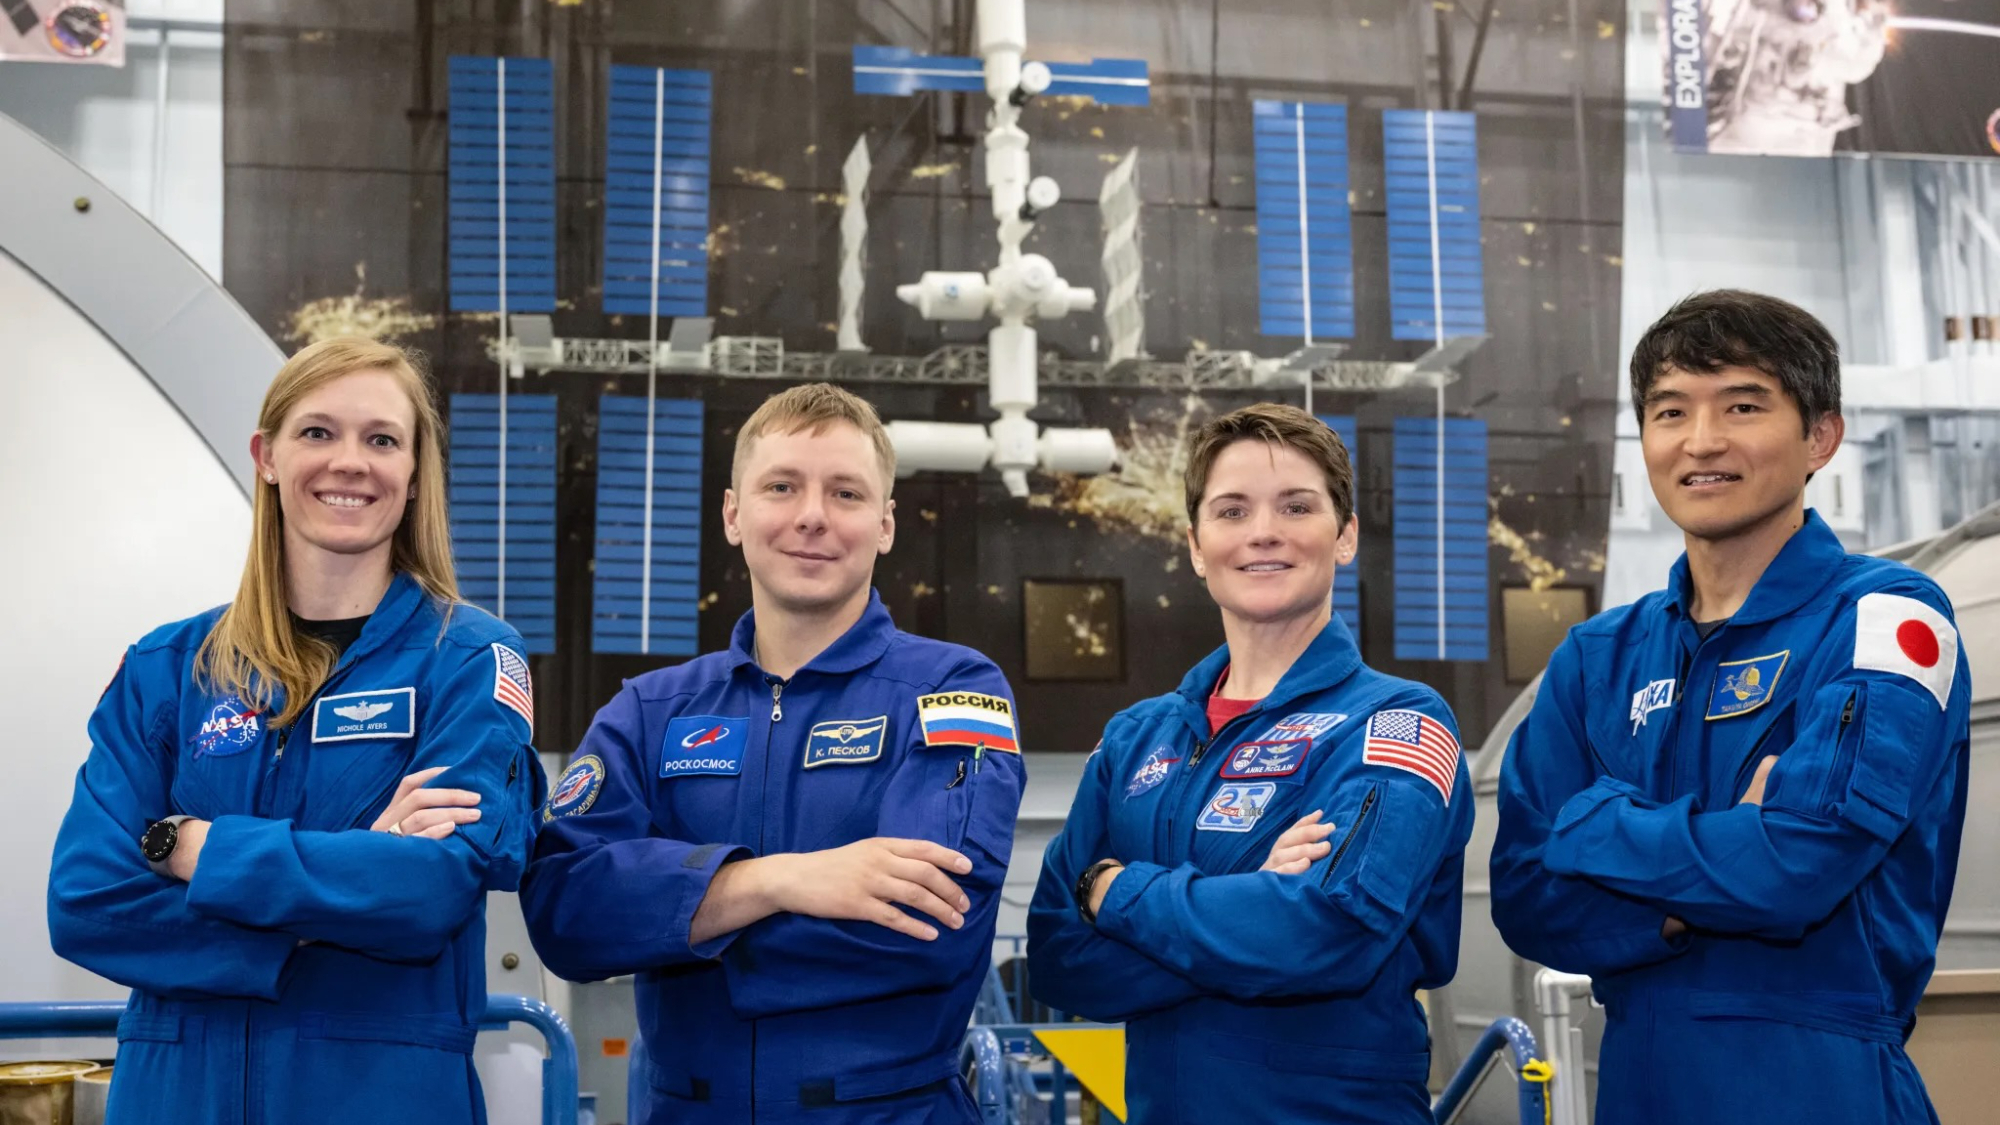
left=522, top=384, right=1026, bottom=1125
left=1492, top=291, right=1972, bottom=1124
left=1028, top=403, right=1475, bottom=1125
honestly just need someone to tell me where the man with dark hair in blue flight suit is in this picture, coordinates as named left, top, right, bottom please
left=1492, top=290, right=1972, bottom=1124
left=521, top=383, right=1025, bottom=1125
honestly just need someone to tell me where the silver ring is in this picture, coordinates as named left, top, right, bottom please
left=388, top=822, right=404, bottom=837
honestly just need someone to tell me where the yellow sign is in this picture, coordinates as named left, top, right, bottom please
left=1033, top=1027, right=1127, bottom=1122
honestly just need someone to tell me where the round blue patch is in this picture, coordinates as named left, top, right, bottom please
left=545, top=754, right=606, bottom=822
left=1124, top=748, right=1180, bottom=799
left=192, top=697, right=263, bottom=759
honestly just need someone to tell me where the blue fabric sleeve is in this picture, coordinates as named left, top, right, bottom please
left=720, top=660, right=1027, bottom=1020
left=520, top=686, right=751, bottom=982
left=47, top=647, right=299, bottom=1000
left=1092, top=697, right=1470, bottom=999
left=182, top=638, right=544, bottom=962
left=1025, top=734, right=1208, bottom=1022
left=1542, top=587, right=1970, bottom=937
left=1489, top=637, right=1689, bottom=975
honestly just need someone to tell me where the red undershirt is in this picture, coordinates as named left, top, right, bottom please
left=1206, top=665, right=1262, bottom=736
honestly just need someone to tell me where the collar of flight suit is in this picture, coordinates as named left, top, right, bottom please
left=267, top=570, right=430, bottom=718
left=1660, top=507, right=1846, bottom=627
left=1170, top=609, right=1364, bottom=728
left=724, top=587, right=897, bottom=677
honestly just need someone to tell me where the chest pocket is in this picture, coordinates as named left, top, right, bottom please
left=1186, top=768, right=1311, bottom=875
left=297, top=688, right=421, bottom=831
left=171, top=696, right=274, bottom=820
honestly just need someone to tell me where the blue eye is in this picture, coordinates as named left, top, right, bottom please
left=369, top=434, right=401, bottom=448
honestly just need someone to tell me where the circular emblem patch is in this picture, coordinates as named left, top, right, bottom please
left=545, top=755, right=606, bottom=822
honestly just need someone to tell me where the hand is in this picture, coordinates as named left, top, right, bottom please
left=1086, top=861, right=1125, bottom=917
left=167, top=819, right=210, bottom=882
left=1261, top=810, right=1337, bottom=874
left=1662, top=916, right=1688, bottom=939
left=764, top=838, right=973, bottom=941
left=371, top=766, right=482, bottom=840
left=1739, top=755, right=1779, bottom=807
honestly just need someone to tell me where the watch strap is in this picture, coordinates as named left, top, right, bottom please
left=1075, top=859, right=1122, bottom=926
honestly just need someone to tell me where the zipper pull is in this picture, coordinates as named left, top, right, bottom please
left=770, top=680, right=784, bottom=723
left=1840, top=693, right=1855, bottom=727
left=1190, top=738, right=1211, bottom=765
left=946, top=759, right=966, bottom=790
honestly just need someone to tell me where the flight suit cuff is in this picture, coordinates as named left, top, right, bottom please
left=1092, top=861, right=1170, bottom=942
left=683, top=843, right=756, bottom=960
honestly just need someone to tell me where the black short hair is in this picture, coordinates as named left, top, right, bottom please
left=1629, top=290, right=1840, bottom=432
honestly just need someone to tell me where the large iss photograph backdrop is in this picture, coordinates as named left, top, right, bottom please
left=217, top=0, right=1628, bottom=754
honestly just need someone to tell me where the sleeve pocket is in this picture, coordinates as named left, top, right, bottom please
left=1834, top=679, right=1938, bottom=844
left=1349, top=783, right=1437, bottom=936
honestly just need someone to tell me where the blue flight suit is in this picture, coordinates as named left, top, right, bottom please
left=1028, top=615, right=1474, bottom=1125
left=520, top=592, right=1026, bottom=1125
left=48, top=571, right=546, bottom=1125
left=1491, top=511, right=1972, bottom=1124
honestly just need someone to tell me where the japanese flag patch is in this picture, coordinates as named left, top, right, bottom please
left=1854, top=592, right=1958, bottom=709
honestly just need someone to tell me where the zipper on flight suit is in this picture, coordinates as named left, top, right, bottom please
left=1320, top=786, right=1378, bottom=886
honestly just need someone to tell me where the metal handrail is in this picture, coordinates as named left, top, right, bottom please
left=0, top=994, right=578, bottom=1125
left=1431, top=1016, right=1550, bottom=1125
left=959, top=1025, right=1007, bottom=1125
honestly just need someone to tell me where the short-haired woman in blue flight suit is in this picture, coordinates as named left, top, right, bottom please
left=49, top=337, right=545, bottom=1125
left=1029, top=403, right=1475, bottom=1125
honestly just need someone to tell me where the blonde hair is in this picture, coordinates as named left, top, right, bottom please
left=194, top=337, right=459, bottom=727
left=731, top=382, right=897, bottom=494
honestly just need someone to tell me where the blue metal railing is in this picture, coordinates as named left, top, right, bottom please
left=1431, top=1016, right=1550, bottom=1125
left=0, top=994, right=579, bottom=1125
left=960, top=1026, right=1008, bottom=1125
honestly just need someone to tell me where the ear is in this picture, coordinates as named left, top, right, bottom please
left=1186, top=523, right=1206, bottom=579
left=721, top=488, right=743, bottom=547
left=1805, top=411, right=1844, bottom=475
left=1334, top=514, right=1359, bottom=565
left=250, top=431, right=274, bottom=484
left=877, top=497, right=897, bottom=556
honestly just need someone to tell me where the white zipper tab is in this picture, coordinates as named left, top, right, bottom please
left=770, top=680, right=784, bottom=723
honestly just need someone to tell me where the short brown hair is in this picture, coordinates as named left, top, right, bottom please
left=732, top=382, right=897, bottom=493
left=1183, top=403, right=1354, bottom=530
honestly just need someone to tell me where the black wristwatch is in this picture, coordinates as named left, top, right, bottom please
left=1075, top=860, right=1123, bottom=926
left=140, top=815, right=193, bottom=876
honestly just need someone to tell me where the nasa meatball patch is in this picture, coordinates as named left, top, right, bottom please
left=1854, top=592, right=1959, bottom=709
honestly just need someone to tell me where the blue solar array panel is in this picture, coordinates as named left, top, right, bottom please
left=604, top=66, right=711, bottom=319
left=1317, top=414, right=1361, bottom=638
left=593, top=395, right=703, bottom=655
left=448, top=394, right=558, bottom=652
left=447, top=57, right=557, bottom=314
left=851, top=45, right=1149, bottom=105
left=1391, top=417, right=1488, bottom=661
left=1255, top=101, right=1354, bottom=341
left=1382, top=110, right=1485, bottom=342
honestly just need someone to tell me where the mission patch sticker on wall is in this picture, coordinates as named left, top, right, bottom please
left=312, top=687, right=417, bottom=743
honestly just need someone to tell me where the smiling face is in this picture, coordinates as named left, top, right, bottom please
left=1640, top=364, right=1842, bottom=544
left=251, top=367, right=418, bottom=575
left=1187, top=438, right=1357, bottom=629
left=723, top=419, right=895, bottom=620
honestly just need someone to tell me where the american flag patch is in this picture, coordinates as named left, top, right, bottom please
left=1362, top=709, right=1460, bottom=802
left=492, top=643, right=534, bottom=728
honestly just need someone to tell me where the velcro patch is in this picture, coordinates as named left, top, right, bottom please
left=661, top=715, right=749, bottom=778
left=1854, top=592, right=1959, bottom=710
left=804, top=716, right=888, bottom=768
left=1362, top=709, right=1460, bottom=803
left=917, top=691, right=1019, bottom=752
left=313, top=687, right=416, bottom=743
left=1706, top=651, right=1788, bottom=720
left=545, top=754, right=605, bottom=822
left=1196, top=781, right=1277, bottom=832
left=1219, top=738, right=1311, bottom=779
left=492, top=644, right=534, bottom=728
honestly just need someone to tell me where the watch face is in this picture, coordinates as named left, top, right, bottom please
left=141, top=819, right=178, bottom=863
left=44, top=1, right=110, bottom=58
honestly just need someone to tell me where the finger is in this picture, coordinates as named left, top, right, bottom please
left=890, top=856, right=971, bottom=913
left=883, top=878, right=965, bottom=929
left=1273, top=858, right=1311, bottom=875
left=868, top=900, right=936, bottom=936
left=401, top=807, right=483, bottom=834
left=1289, top=810, right=1325, bottom=829
left=399, top=788, right=484, bottom=809
left=413, top=822, right=458, bottom=841
left=879, top=837, right=973, bottom=875
left=398, top=766, right=450, bottom=792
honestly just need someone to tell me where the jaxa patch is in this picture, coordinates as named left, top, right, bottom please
left=544, top=754, right=605, bottom=822
left=661, top=715, right=749, bottom=778
left=917, top=691, right=1019, bottom=752
left=192, top=696, right=264, bottom=759
left=1630, top=678, right=1675, bottom=733
left=313, top=687, right=417, bottom=743
left=1124, top=748, right=1180, bottom=798
left=1256, top=712, right=1347, bottom=743
left=1706, top=651, right=1789, bottom=720
left=1219, top=738, right=1311, bottom=779
left=804, top=716, right=888, bottom=768
left=1197, top=781, right=1277, bottom=832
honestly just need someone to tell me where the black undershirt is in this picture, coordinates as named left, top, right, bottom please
left=292, top=612, right=370, bottom=657
left=1694, top=618, right=1727, bottom=640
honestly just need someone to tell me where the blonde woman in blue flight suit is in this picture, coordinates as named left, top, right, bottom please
left=49, top=337, right=545, bottom=1125
left=1029, top=404, right=1475, bottom=1125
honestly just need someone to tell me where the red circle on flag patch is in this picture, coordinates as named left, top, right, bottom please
left=1896, top=620, right=1940, bottom=668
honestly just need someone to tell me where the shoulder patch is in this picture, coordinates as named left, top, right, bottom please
left=545, top=754, right=605, bottom=822
left=917, top=691, right=1019, bottom=752
left=1854, top=592, right=1958, bottom=709
left=1361, top=709, right=1460, bottom=802
left=491, top=643, right=535, bottom=728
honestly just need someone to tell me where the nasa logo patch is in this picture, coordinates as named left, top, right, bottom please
left=1124, top=748, right=1180, bottom=799
left=192, top=696, right=264, bottom=759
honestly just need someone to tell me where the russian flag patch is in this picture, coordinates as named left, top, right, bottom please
left=916, top=690, right=1019, bottom=753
